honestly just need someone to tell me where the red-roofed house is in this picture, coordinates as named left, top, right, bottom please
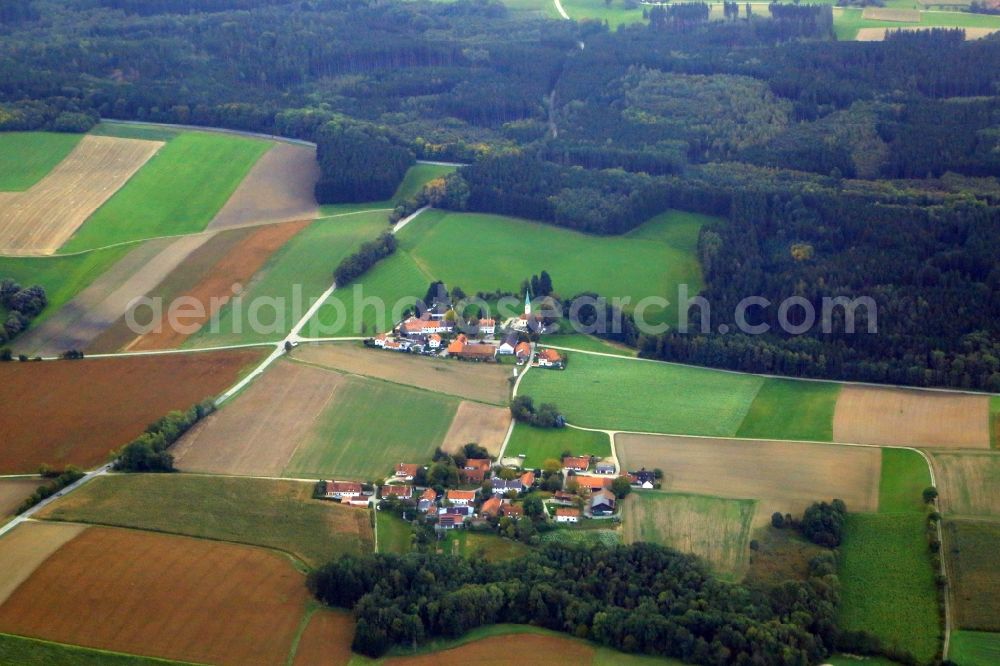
left=520, top=471, right=535, bottom=489
left=459, top=467, right=486, bottom=484
left=438, top=513, right=462, bottom=530
left=418, top=488, right=437, bottom=512
left=555, top=507, right=581, bottom=523
left=537, top=348, right=564, bottom=368
left=324, top=481, right=363, bottom=500
left=563, top=456, right=590, bottom=472
left=500, top=502, right=523, bottom=518
left=478, top=318, right=496, bottom=337
left=395, top=463, right=420, bottom=480
left=480, top=496, right=502, bottom=517
left=514, top=341, right=532, bottom=364
left=446, top=489, right=477, bottom=506
left=382, top=485, right=413, bottom=500
left=573, top=475, right=612, bottom=493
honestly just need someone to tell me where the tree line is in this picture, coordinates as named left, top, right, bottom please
left=113, top=400, right=215, bottom=472
left=0, top=279, right=47, bottom=344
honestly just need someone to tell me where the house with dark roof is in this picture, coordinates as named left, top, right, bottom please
left=589, top=490, right=616, bottom=516
left=629, top=469, right=656, bottom=488
left=595, top=460, right=616, bottom=475
left=492, top=477, right=523, bottom=496
left=498, top=332, right=519, bottom=355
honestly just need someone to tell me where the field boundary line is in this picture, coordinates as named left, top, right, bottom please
left=0, top=632, right=203, bottom=665
left=541, top=344, right=1000, bottom=398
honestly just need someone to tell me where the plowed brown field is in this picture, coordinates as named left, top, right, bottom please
left=0, top=136, right=162, bottom=255
left=292, top=610, right=355, bottom=666
left=440, top=401, right=512, bottom=457
left=0, top=348, right=265, bottom=472
left=833, top=385, right=989, bottom=449
left=0, top=527, right=310, bottom=665
left=0, top=522, right=87, bottom=605
left=124, top=220, right=308, bottom=351
left=0, top=477, right=41, bottom=518
left=616, top=434, right=881, bottom=526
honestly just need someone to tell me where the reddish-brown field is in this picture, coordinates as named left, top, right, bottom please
left=0, top=477, right=41, bottom=518
left=385, top=633, right=595, bottom=665
left=292, top=609, right=355, bottom=666
left=125, top=220, right=308, bottom=351
left=0, top=348, right=265, bottom=472
left=0, top=527, right=311, bottom=665
left=0, top=522, right=87, bottom=606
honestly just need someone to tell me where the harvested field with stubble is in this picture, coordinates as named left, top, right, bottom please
left=622, top=491, right=756, bottom=578
left=856, top=26, right=1000, bottom=41
left=833, top=385, right=989, bottom=449
left=0, top=477, right=41, bottom=518
left=616, top=434, right=881, bottom=526
left=293, top=343, right=512, bottom=405
left=945, top=518, right=1000, bottom=632
left=0, top=522, right=87, bottom=606
left=861, top=8, right=921, bottom=21
left=16, top=234, right=212, bottom=356
left=0, top=135, right=162, bottom=255
left=124, top=220, right=308, bottom=351
left=933, top=452, right=1000, bottom=517
left=385, top=632, right=596, bottom=666
left=209, top=143, right=319, bottom=229
left=0, top=348, right=265, bottom=473
left=174, top=360, right=343, bottom=477
left=440, top=401, right=512, bottom=457
left=0, top=527, right=311, bottom=666
left=292, top=610, right=355, bottom=666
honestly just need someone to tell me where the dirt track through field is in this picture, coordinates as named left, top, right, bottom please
left=856, top=26, right=999, bottom=41
left=0, top=522, right=87, bottom=605
left=932, top=452, right=1000, bottom=517
left=616, top=434, right=881, bottom=527
left=124, top=220, right=308, bottom=350
left=15, top=235, right=213, bottom=356
left=294, top=343, right=511, bottom=405
left=833, top=385, right=989, bottom=449
left=0, top=527, right=310, bottom=665
left=173, top=359, right=344, bottom=476
left=0, top=136, right=162, bottom=255
left=209, top=143, right=319, bottom=229
left=0, top=348, right=265, bottom=473
left=440, top=401, right=512, bottom=457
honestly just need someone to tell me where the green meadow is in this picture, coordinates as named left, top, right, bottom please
left=376, top=512, right=413, bottom=555
left=439, top=529, right=531, bottom=562
left=0, top=633, right=183, bottom=666
left=89, top=122, right=183, bottom=142
left=951, top=631, right=1000, bottom=666
left=878, top=448, right=932, bottom=514
left=0, top=244, right=133, bottom=326
left=318, top=163, right=456, bottom=217
left=542, top=334, right=637, bottom=357
left=0, top=132, right=83, bottom=190
left=520, top=352, right=764, bottom=436
left=837, top=513, right=940, bottom=663
left=505, top=422, right=612, bottom=468
left=397, top=209, right=710, bottom=328
left=735, top=378, right=840, bottom=442
left=283, top=375, right=458, bottom=481
left=61, top=132, right=270, bottom=252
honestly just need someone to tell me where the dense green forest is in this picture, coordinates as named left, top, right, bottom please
left=1, top=0, right=998, bottom=389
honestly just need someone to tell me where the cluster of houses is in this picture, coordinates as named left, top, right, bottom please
left=364, top=292, right=565, bottom=369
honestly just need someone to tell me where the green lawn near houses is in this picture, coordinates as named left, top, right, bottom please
left=283, top=375, right=459, bottom=481
left=60, top=132, right=271, bottom=253
left=541, top=333, right=637, bottom=357
left=837, top=513, right=940, bottom=663
left=520, top=352, right=764, bottom=436
left=878, top=448, right=932, bottom=514
left=505, top=422, right=612, bottom=469
left=376, top=512, right=413, bottom=555
left=735, top=378, right=840, bottom=442
left=0, top=132, right=84, bottom=191
left=439, top=529, right=531, bottom=562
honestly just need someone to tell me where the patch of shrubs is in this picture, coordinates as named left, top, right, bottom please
left=16, top=466, right=85, bottom=514
left=112, top=400, right=216, bottom=472
left=509, top=395, right=563, bottom=428
left=772, top=499, right=847, bottom=547
left=0, top=278, right=47, bottom=344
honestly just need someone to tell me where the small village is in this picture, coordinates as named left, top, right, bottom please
left=364, top=290, right=566, bottom=369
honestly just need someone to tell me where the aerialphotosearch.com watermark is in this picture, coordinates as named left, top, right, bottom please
left=123, top=282, right=878, bottom=339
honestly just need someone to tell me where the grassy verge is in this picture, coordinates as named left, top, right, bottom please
left=0, top=633, right=188, bottom=665
left=736, top=378, right=840, bottom=441
left=837, top=513, right=940, bottom=663
left=991, top=396, right=999, bottom=449
left=0, top=132, right=84, bottom=190
left=505, top=423, right=611, bottom=468
left=37, top=475, right=373, bottom=568
left=61, top=132, right=271, bottom=252
left=879, top=448, right=932, bottom=514
left=520, top=352, right=764, bottom=436
left=89, top=122, right=182, bottom=142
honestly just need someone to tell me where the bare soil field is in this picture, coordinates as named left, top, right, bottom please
left=0, top=477, right=41, bottom=518
left=833, top=385, right=989, bottom=449
left=16, top=234, right=212, bottom=356
left=294, top=343, right=511, bottom=405
left=0, top=527, right=311, bottom=665
left=125, top=220, right=308, bottom=351
left=856, top=26, right=999, bottom=40
left=932, top=452, right=1000, bottom=517
left=0, top=522, right=87, bottom=605
left=861, top=8, right=921, bottom=21
left=385, top=633, right=595, bottom=665
left=0, top=136, right=162, bottom=255
left=616, top=434, right=881, bottom=527
left=173, top=359, right=343, bottom=476
left=440, top=401, right=512, bottom=457
left=292, top=610, right=355, bottom=666
left=945, top=518, right=1000, bottom=632
left=209, top=143, right=320, bottom=229
left=0, top=348, right=265, bottom=473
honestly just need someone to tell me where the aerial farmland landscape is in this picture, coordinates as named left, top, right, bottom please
left=1, top=0, right=999, bottom=665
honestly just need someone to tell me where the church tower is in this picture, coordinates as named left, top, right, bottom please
left=524, top=290, right=531, bottom=316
